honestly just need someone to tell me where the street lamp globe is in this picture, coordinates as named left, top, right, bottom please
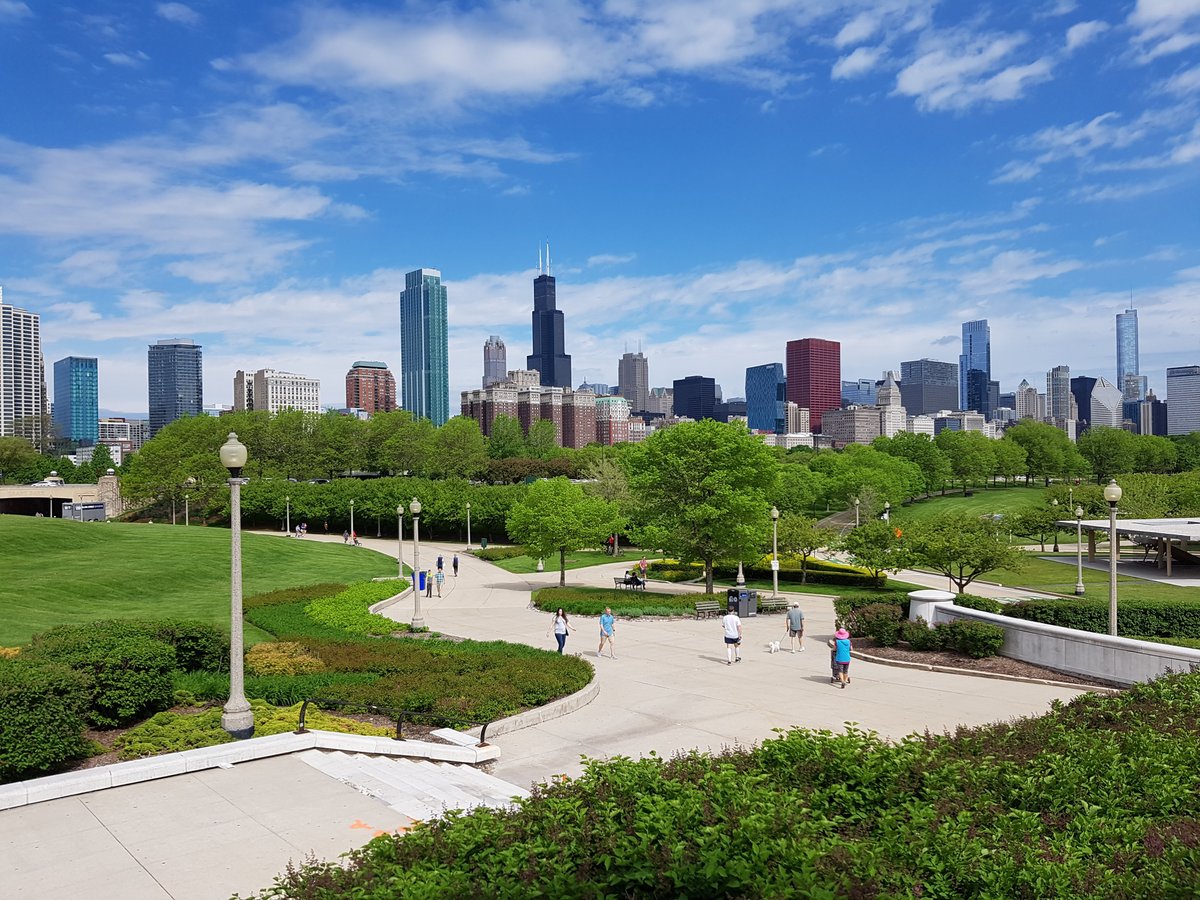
left=219, top=433, right=247, bottom=476
left=410, top=498, right=422, bottom=516
left=1103, top=479, right=1123, bottom=504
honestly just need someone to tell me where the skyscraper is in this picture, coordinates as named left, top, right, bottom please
left=785, top=338, right=840, bottom=433
left=483, top=335, right=507, bottom=388
left=1167, top=366, right=1200, bottom=436
left=958, top=319, right=990, bottom=412
left=1070, top=376, right=1122, bottom=433
left=52, top=356, right=99, bottom=445
left=147, top=339, right=202, bottom=437
left=1046, top=365, right=1072, bottom=422
left=0, top=293, right=46, bottom=445
left=345, top=361, right=396, bottom=414
left=617, top=350, right=650, bottom=414
left=527, top=246, right=571, bottom=387
left=745, top=362, right=786, bottom=433
left=899, top=358, right=958, bottom=415
left=1116, top=307, right=1142, bottom=401
left=399, top=267, right=450, bottom=426
left=673, top=375, right=718, bottom=421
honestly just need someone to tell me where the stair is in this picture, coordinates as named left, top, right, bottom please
left=297, top=749, right=528, bottom=823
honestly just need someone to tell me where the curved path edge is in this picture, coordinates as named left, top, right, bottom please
left=469, top=678, right=601, bottom=741
left=850, top=647, right=1119, bottom=693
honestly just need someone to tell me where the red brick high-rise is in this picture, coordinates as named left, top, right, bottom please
left=785, top=338, right=840, bottom=433
left=345, top=361, right=396, bottom=415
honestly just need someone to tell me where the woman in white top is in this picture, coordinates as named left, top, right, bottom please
left=547, top=607, right=574, bottom=654
left=722, top=610, right=742, bottom=665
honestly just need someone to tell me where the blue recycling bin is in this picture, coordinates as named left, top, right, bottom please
left=418, top=571, right=427, bottom=592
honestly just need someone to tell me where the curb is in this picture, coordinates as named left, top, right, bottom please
left=467, top=678, right=601, bottom=740
left=850, top=648, right=1119, bottom=693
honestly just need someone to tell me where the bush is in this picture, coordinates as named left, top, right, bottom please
left=846, top=603, right=904, bottom=646
left=174, top=670, right=381, bottom=706
left=650, top=559, right=879, bottom=588
left=245, top=642, right=326, bottom=677
left=833, top=593, right=912, bottom=629
left=470, top=546, right=528, bottom=561
left=0, top=657, right=90, bottom=782
left=953, top=594, right=1005, bottom=615
left=900, top=619, right=947, bottom=651
left=1004, top=598, right=1200, bottom=639
left=946, top=620, right=1006, bottom=658
left=243, top=583, right=352, bottom=609
left=532, top=586, right=700, bottom=617
left=25, top=624, right=178, bottom=727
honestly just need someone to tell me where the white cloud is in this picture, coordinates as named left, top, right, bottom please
left=1128, top=0, right=1200, bottom=60
left=832, top=45, right=884, bottom=80
left=0, top=0, right=30, bottom=21
left=1064, top=19, right=1109, bottom=52
left=1162, top=64, right=1200, bottom=93
left=104, top=51, right=149, bottom=67
left=991, top=160, right=1042, bottom=183
left=834, top=12, right=880, bottom=48
left=587, top=253, right=636, bottom=267
left=156, top=3, right=200, bottom=26
left=894, top=29, right=1054, bottom=112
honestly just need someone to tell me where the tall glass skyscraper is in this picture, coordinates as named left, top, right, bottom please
left=52, top=356, right=98, bottom=445
left=147, top=339, right=202, bottom=437
left=483, top=335, right=507, bottom=388
left=785, top=338, right=840, bottom=433
left=745, top=363, right=786, bottom=433
left=1116, top=307, right=1143, bottom=401
left=0, top=293, right=46, bottom=444
left=527, top=250, right=571, bottom=387
left=399, top=268, right=450, bottom=426
left=959, top=319, right=991, bottom=412
left=900, top=358, right=958, bottom=415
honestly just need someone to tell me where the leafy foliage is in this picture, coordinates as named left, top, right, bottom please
left=1004, top=597, right=1200, bottom=638
left=532, top=586, right=707, bottom=617
left=839, top=519, right=911, bottom=585
left=505, top=477, right=620, bottom=586
left=246, top=673, right=1200, bottom=899
left=905, top=512, right=1026, bottom=592
left=245, top=642, right=327, bottom=677
left=304, top=581, right=410, bottom=635
left=0, top=657, right=91, bottom=782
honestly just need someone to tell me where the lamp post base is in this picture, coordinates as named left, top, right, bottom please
left=411, top=616, right=425, bottom=630
left=222, top=702, right=255, bottom=740
left=1074, top=585, right=1086, bottom=595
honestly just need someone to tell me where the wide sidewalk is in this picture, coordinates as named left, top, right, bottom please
left=371, top=537, right=1091, bottom=789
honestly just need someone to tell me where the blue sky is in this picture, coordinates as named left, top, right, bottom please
left=1, top=1, right=1198, bottom=415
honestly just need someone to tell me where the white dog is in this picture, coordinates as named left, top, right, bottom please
left=768, top=640, right=781, bottom=654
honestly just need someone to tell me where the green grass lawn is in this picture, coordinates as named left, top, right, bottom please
left=489, top=548, right=660, bottom=574
left=893, top=485, right=1045, bottom=523
left=0, top=516, right=397, bottom=646
left=984, top=552, right=1200, bottom=605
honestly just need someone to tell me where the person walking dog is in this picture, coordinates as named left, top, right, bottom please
left=785, top=603, right=805, bottom=653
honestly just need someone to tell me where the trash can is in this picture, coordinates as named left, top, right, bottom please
left=726, top=588, right=758, bottom=618
left=418, top=571, right=427, bottom=592
left=480, top=538, right=488, bottom=549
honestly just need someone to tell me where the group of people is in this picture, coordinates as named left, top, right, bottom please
left=292, top=523, right=308, bottom=538
left=547, top=606, right=616, bottom=658
left=341, top=529, right=361, bottom=546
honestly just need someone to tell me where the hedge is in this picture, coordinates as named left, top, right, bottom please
left=0, top=657, right=91, bottom=782
left=531, top=586, right=704, bottom=617
left=469, top=545, right=528, bottom=561
left=245, top=673, right=1200, bottom=898
left=1004, top=598, right=1200, bottom=639
left=304, top=581, right=410, bottom=636
left=650, top=558, right=877, bottom=588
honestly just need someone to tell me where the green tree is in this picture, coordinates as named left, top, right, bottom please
left=772, top=461, right=826, bottom=513
left=1008, top=505, right=1060, bottom=552
left=934, top=430, right=996, bottom=489
left=525, top=419, right=560, bottom=460
left=488, top=415, right=526, bottom=460
left=1004, top=420, right=1078, bottom=485
left=0, top=436, right=40, bottom=482
left=839, top=519, right=909, bottom=587
left=873, top=432, right=951, bottom=497
left=775, top=514, right=836, bottom=583
left=1077, top=427, right=1136, bottom=482
left=430, top=416, right=488, bottom=480
left=506, top=478, right=620, bottom=586
left=624, top=420, right=777, bottom=593
left=906, top=513, right=1026, bottom=593
left=991, top=439, right=1027, bottom=486
left=1131, top=434, right=1177, bottom=474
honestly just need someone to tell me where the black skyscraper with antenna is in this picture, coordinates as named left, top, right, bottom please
left=527, top=242, right=572, bottom=387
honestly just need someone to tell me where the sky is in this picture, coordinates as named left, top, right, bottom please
left=1, top=0, right=1199, bottom=416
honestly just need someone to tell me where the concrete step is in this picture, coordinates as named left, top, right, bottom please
left=430, top=727, right=479, bottom=747
left=360, top=757, right=480, bottom=812
left=413, top=759, right=529, bottom=805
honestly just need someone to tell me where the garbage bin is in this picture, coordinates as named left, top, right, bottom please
left=726, top=588, right=758, bottom=618
left=480, top=537, right=488, bottom=549
left=418, top=571, right=427, bottom=592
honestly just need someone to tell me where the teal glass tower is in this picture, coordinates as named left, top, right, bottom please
left=53, top=356, right=98, bottom=445
left=400, top=268, right=449, bottom=426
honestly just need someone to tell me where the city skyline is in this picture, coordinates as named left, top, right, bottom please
left=0, top=3, right=1198, bottom=413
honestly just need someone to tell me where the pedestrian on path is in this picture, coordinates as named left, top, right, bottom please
left=425, top=570, right=433, bottom=598
left=638, top=556, right=649, bottom=580
left=342, top=530, right=349, bottom=544
left=434, top=569, right=445, bottom=597
left=547, top=607, right=574, bottom=654
left=785, top=603, right=806, bottom=652
left=598, top=607, right=616, bottom=658
left=452, top=554, right=459, bottom=577
left=437, top=554, right=444, bottom=573
left=829, top=628, right=852, bottom=688
left=722, top=608, right=742, bottom=665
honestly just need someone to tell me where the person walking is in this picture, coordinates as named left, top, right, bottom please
left=722, top=607, right=743, bottom=665
left=434, top=569, right=445, bottom=597
left=829, top=628, right=852, bottom=688
left=452, top=554, right=459, bottom=577
left=436, top=554, right=444, bottom=573
left=547, top=607, right=574, bottom=654
left=638, top=556, right=649, bottom=581
left=342, top=529, right=350, bottom=544
left=785, top=603, right=806, bottom=653
left=425, top=570, right=433, bottom=597
left=598, top=607, right=616, bottom=659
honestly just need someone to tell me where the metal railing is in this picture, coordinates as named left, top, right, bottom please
left=295, top=697, right=490, bottom=746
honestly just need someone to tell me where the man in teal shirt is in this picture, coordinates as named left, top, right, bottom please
left=598, top=608, right=616, bottom=659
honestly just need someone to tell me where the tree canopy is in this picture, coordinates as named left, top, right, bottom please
left=905, top=513, right=1026, bottom=593
left=505, top=478, right=621, bottom=586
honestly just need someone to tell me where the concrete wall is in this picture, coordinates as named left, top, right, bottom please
left=918, top=601, right=1200, bottom=686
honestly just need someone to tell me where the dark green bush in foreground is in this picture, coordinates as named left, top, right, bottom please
left=246, top=673, right=1200, bottom=899
left=0, top=658, right=91, bottom=781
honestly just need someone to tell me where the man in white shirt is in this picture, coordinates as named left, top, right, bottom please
left=722, top=609, right=742, bottom=665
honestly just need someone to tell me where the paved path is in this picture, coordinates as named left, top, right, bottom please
left=352, top=535, right=1092, bottom=789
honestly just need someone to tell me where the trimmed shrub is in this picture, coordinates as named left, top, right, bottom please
left=0, top=647, right=21, bottom=659
left=470, top=546, right=529, bottom=561
left=174, top=671, right=381, bottom=707
left=532, top=586, right=700, bottom=617
left=243, top=583, right=351, bottom=609
left=900, top=619, right=947, bottom=651
left=954, top=594, right=1005, bottom=615
left=0, top=657, right=91, bottom=782
left=246, top=642, right=327, bottom=677
left=1004, top=598, right=1200, bottom=639
left=946, top=620, right=1005, bottom=658
left=304, top=581, right=409, bottom=636
left=25, top=624, right=178, bottom=727
left=848, top=603, right=904, bottom=646
left=833, top=592, right=912, bottom=628
left=650, top=559, right=879, bottom=588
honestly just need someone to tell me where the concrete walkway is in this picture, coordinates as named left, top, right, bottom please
left=366, top=537, right=1091, bottom=789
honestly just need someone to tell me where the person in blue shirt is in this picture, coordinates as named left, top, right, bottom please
left=598, top=607, right=616, bottom=659
left=829, top=628, right=852, bottom=688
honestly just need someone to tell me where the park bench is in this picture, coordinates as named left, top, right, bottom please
left=613, top=577, right=645, bottom=591
left=758, top=597, right=788, bottom=614
left=694, top=599, right=721, bottom=619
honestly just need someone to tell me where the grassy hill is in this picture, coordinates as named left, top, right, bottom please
left=0, top=516, right=396, bottom=646
left=893, top=485, right=1044, bottom=523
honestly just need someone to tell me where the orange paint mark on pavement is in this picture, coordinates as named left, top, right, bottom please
left=349, top=819, right=373, bottom=830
